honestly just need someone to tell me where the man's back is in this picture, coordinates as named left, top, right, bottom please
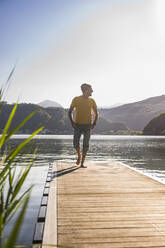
left=71, top=95, right=97, bottom=124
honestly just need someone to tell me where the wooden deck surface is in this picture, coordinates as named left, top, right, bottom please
left=43, top=161, right=165, bottom=248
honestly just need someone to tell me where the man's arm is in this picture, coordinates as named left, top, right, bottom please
left=91, top=108, right=98, bottom=129
left=68, top=105, right=76, bottom=128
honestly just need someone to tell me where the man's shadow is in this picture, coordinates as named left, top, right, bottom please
left=52, top=165, right=80, bottom=179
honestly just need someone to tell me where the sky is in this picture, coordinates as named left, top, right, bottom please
left=1, top=0, right=165, bottom=108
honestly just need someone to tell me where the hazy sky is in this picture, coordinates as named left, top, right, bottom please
left=1, top=0, right=165, bottom=107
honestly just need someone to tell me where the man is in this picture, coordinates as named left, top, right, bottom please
left=68, top=83, right=98, bottom=168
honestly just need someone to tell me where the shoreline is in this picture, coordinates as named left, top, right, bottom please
left=8, top=134, right=165, bottom=139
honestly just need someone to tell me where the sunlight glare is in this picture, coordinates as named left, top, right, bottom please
left=156, top=0, right=165, bottom=36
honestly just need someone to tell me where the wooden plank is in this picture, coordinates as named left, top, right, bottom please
left=43, top=188, right=49, bottom=196
left=45, top=182, right=50, bottom=188
left=57, top=161, right=165, bottom=248
left=42, top=163, right=57, bottom=248
left=46, top=177, right=51, bottom=182
left=33, top=222, right=44, bottom=244
left=38, top=206, right=46, bottom=222
left=41, top=196, right=48, bottom=206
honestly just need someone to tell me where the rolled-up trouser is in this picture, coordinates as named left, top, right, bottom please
left=73, top=124, right=91, bottom=153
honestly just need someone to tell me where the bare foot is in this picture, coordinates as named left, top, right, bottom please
left=76, top=155, right=81, bottom=165
left=80, top=164, right=87, bottom=168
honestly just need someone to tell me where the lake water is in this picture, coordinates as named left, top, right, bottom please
left=5, top=135, right=165, bottom=247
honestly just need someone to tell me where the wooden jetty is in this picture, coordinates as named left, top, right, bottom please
left=42, top=161, right=165, bottom=248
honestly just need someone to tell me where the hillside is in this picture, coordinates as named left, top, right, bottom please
left=92, top=117, right=128, bottom=134
left=0, top=103, right=128, bottom=134
left=45, top=107, right=72, bottom=133
left=143, top=112, right=165, bottom=135
left=38, top=99, right=63, bottom=108
left=0, top=103, right=51, bottom=133
left=99, top=95, right=165, bottom=131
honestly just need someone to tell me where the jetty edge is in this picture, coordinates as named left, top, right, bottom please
left=42, top=161, right=165, bottom=248
left=42, top=163, right=57, bottom=248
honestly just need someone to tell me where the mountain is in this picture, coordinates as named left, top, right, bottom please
left=143, top=112, right=165, bottom=135
left=0, top=103, right=128, bottom=134
left=100, top=103, right=124, bottom=109
left=0, top=103, right=50, bottom=133
left=99, top=95, right=165, bottom=131
left=38, top=100, right=63, bottom=108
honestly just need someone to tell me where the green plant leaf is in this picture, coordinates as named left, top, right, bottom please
left=0, top=104, right=18, bottom=150
left=5, top=147, right=37, bottom=224
left=6, top=186, right=33, bottom=224
left=11, top=164, right=31, bottom=203
left=2, top=194, right=30, bottom=248
left=0, top=188, right=4, bottom=238
left=3, top=66, right=16, bottom=94
left=0, top=171, right=9, bottom=187
left=3, top=167, right=14, bottom=215
left=5, top=126, right=44, bottom=164
left=1, top=65, right=16, bottom=103
left=0, top=68, right=46, bottom=248
left=0, top=126, right=43, bottom=183
left=4, top=108, right=40, bottom=143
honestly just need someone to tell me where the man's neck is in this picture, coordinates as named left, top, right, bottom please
left=82, top=94, right=89, bottom=99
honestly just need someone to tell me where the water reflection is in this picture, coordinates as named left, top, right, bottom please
left=7, top=135, right=165, bottom=176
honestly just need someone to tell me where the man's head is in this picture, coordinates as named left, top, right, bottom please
left=81, top=83, right=93, bottom=97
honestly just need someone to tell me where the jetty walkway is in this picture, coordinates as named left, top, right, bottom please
left=42, top=161, right=165, bottom=248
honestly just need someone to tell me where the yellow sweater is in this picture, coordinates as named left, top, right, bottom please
left=70, top=96, right=97, bottom=124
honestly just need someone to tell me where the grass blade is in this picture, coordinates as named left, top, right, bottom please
left=0, top=65, right=16, bottom=103
left=2, top=194, right=30, bottom=248
left=11, top=164, right=31, bottom=202
left=0, top=126, right=43, bottom=181
left=4, top=108, right=40, bottom=143
left=3, top=66, right=16, bottom=93
left=5, top=126, right=44, bottom=164
left=3, top=167, right=14, bottom=213
left=6, top=186, right=33, bottom=224
left=0, top=104, right=18, bottom=150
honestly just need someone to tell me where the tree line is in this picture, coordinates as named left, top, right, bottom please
left=0, top=103, right=130, bottom=134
